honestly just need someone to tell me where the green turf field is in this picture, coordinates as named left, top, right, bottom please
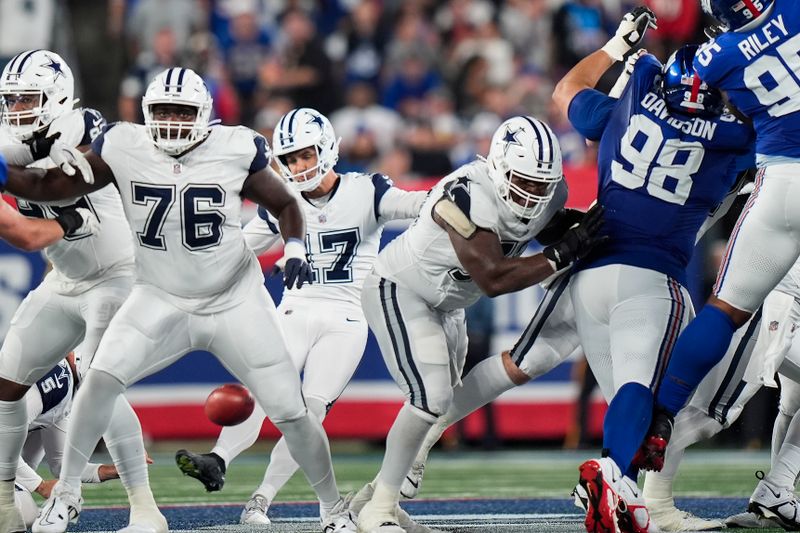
left=78, top=447, right=773, bottom=506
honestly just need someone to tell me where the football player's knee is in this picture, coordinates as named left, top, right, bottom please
left=415, top=387, right=452, bottom=418
left=269, top=405, right=309, bottom=424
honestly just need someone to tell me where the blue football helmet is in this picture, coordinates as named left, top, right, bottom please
left=661, top=45, right=724, bottom=118
left=700, top=0, right=772, bottom=31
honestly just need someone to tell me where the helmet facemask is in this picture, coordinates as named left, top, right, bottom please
left=144, top=102, right=209, bottom=156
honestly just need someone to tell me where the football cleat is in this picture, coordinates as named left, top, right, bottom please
left=32, top=482, right=82, bottom=533
left=352, top=482, right=442, bottom=533
left=647, top=496, right=723, bottom=531
left=725, top=510, right=780, bottom=528
left=615, top=476, right=653, bottom=533
left=632, top=407, right=673, bottom=472
left=578, top=457, right=622, bottom=533
left=240, top=494, right=271, bottom=525
left=125, top=503, right=168, bottom=533
left=356, top=497, right=405, bottom=533
left=747, top=477, right=800, bottom=530
left=322, top=494, right=358, bottom=532
left=400, top=462, right=426, bottom=500
left=175, top=449, right=225, bottom=492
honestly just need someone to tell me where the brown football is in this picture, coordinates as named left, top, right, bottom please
left=204, top=383, right=255, bottom=426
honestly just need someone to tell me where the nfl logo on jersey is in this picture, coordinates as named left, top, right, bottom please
left=173, top=163, right=182, bottom=175
left=769, top=321, right=779, bottom=332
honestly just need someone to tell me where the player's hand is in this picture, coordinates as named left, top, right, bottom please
left=49, top=140, right=94, bottom=184
left=542, top=203, right=608, bottom=271
left=36, top=479, right=58, bottom=498
left=98, top=464, right=120, bottom=481
left=56, top=207, right=99, bottom=237
left=535, top=208, right=586, bottom=246
left=282, top=257, right=312, bottom=289
left=609, top=49, right=647, bottom=98
left=602, top=6, right=658, bottom=61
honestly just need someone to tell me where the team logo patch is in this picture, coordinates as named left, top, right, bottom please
left=319, top=214, right=327, bottom=224
left=769, top=320, right=779, bottom=332
left=173, top=163, right=182, bottom=174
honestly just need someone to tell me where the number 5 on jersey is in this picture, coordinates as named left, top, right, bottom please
left=132, top=183, right=225, bottom=251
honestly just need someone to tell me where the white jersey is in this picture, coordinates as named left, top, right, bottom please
left=26, top=360, right=73, bottom=432
left=375, top=160, right=567, bottom=311
left=95, top=123, right=269, bottom=311
left=2, top=109, right=134, bottom=292
left=244, top=172, right=427, bottom=307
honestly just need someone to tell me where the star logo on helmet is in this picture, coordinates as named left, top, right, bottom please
left=307, top=114, right=325, bottom=129
left=41, top=56, right=65, bottom=80
left=502, top=127, right=523, bottom=155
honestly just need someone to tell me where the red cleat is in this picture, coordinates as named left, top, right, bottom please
left=631, top=407, right=674, bottom=471
left=579, top=458, right=622, bottom=533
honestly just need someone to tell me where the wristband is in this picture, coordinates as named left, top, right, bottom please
left=284, top=238, right=306, bottom=260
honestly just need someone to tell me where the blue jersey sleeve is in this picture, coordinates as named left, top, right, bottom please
left=371, top=173, right=393, bottom=221
left=79, top=108, right=106, bottom=146
left=256, top=207, right=280, bottom=234
left=249, top=135, right=269, bottom=175
left=567, top=89, right=616, bottom=141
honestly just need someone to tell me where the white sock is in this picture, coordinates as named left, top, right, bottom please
left=0, top=398, right=27, bottom=480
left=104, top=396, right=149, bottom=491
left=772, top=411, right=793, bottom=468
left=767, top=410, right=800, bottom=489
left=212, top=402, right=267, bottom=467
left=61, top=370, right=125, bottom=486
left=643, top=406, right=722, bottom=501
left=411, top=355, right=514, bottom=465
left=0, top=479, right=13, bottom=506
left=274, top=410, right=339, bottom=512
left=255, top=398, right=327, bottom=505
left=378, top=403, right=436, bottom=491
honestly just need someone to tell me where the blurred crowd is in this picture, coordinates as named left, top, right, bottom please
left=0, top=0, right=709, bottom=182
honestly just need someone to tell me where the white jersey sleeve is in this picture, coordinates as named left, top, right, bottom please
left=243, top=207, right=282, bottom=255
left=374, top=176, right=428, bottom=223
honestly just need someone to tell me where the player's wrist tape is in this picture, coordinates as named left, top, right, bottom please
left=284, top=238, right=306, bottom=260
left=0, top=144, right=35, bottom=167
left=601, top=39, right=628, bottom=62
left=55, top=209, right=83, bottom=236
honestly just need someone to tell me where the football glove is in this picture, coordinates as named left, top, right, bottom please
left=609, top=49, right=647, bottom=98
left=542, top=203, right=608, bottom=271
left=28, top=132, right=94, bottom=184
left=535, top=208, right=586, bottom=246
left=271, top=238, right=313, bottom=289
left=601, top=6, right=658, bottom=61
left=56, top=207, right=98, bottom=237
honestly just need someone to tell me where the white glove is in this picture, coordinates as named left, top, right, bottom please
left=49, top=141, right=94, bottom=184
left=72, top=207, right=99, bottom=235
left=602, top=6, right=658, bottom=61
left=609, top=49, right=648, bottom=98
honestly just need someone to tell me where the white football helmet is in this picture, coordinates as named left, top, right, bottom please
left=272, top=107, right=340, bottom=192
left=0, top=49, right=76, bottom=140
left=485, top=116, right=563, bottom=219
left=142, top=67, right=213, bottom=156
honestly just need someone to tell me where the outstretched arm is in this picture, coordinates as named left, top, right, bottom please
left=5, top=151, right=114, bottom=202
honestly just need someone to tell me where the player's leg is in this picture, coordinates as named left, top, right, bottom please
left=402, top=272, right=579, bottom=499
left=34, top=287, right=191, bottom=533
left=657, top=168, right=800, bottom=420
left=174, top=302, right=315, bottom=495
left=0, top=284, right=85, bottom=533
left=209, top=286, right=354, bottom=530
left=357, top=275, right=455, bottom=532
left=243, top=304, right=368, bottom=524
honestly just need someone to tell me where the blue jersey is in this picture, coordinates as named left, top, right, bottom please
left=695, top=0, right=800, bottom=164
left=568, top=54, right=754, bottom=284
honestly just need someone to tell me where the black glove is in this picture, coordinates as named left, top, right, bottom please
left=704, top=24, right=727, bottom=39
left=281, top=257, right=313, bottom=289
left=26, top=131, right=60, bottom=161
left=542, top=203, right=608, bottom=271
left=55, top=208, right=84, bottom=237
left=535, top=208, right=586, bottom=246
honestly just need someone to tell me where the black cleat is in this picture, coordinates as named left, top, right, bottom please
left=175, top=449, right=226, bottom=492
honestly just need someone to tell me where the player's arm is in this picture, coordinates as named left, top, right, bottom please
left=4, top=150, right=113, bottom=202
left=0, top=199, right=96, bottom=251
left=242, top=165, right=311, bottom=289
left=370, top=173, right=429, bottom=222
left=553, top=6, right=656, bottom=119
left=434, top=200, right=606, bottom=296
left=242, top=208, right=283, bottom=255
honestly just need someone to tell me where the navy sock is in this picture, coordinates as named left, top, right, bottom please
left=656, top=305, right=737, bottom=415
left=603, top=382, right=653, bottom=475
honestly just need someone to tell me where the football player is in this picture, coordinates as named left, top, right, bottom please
left=173, top=107, right=428, bottom=528
left=549, top=6, right=756, bottom=531
left=5, top=67, right=357, bottom=533
left=15, top=353, right=120, bottom=529
left=352, top=114, right=606, bottom=533
left=651, top=5, right=800, bottom=529
left=0, top=50, right=147, bottom=533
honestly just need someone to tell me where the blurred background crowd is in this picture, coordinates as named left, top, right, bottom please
left=0, top=0, right=777, bottom=450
